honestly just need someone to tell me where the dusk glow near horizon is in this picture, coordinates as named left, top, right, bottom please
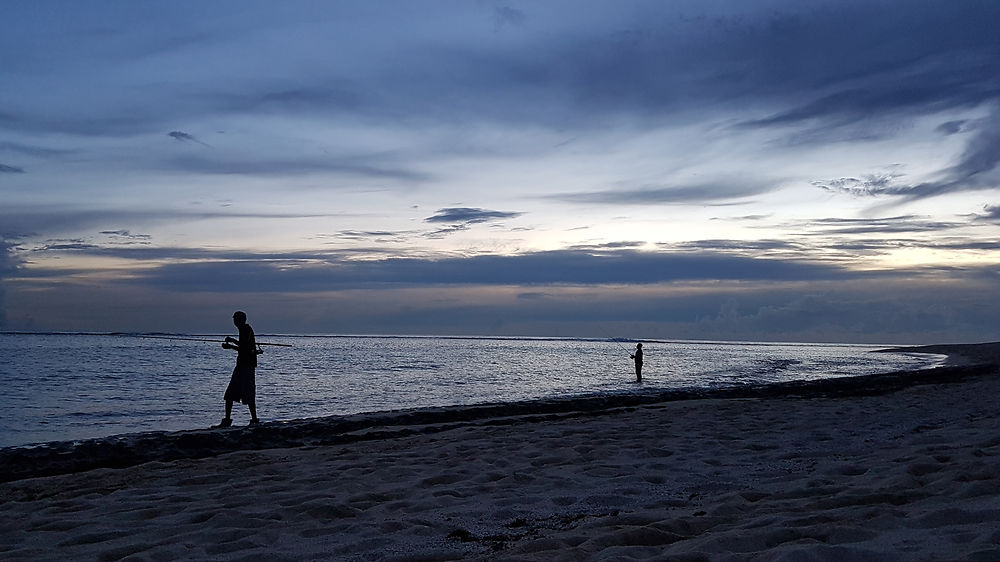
left=2, top=1, right=999, bottom=343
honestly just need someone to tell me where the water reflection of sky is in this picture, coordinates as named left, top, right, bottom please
left=0, top=334, right=938, bottom=447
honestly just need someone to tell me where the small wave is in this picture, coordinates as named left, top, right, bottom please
left=765, top=359, right=802, bottom=371
left=386, top=361, right=442, bottom=372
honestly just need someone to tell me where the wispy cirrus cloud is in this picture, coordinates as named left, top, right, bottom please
left=162, top=154, right=432, bottom=181
left=813, top=110, right=1000, bottom=203
left=800, top=216, right=966, bottom=236
left=0, top=141, right=75, bottom=158
left=0, top=205, right=349, bottom=239
left=812, top=170, right=905, bottom=197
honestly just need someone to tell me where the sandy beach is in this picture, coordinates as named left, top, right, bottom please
left=2, top=344, right=999, bottom=560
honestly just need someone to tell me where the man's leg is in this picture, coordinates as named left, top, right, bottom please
left=218, top=400, right=233, bottom=427
left=249, top=400, right=259, bottom=423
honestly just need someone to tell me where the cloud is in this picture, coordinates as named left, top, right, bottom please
left=732, top=10, right=1000, bottom=137
left=316, top=230, right=417, bottom=244
left=420, top=207, right=524, bottom=238
left=0, top=141, right=74, bottom=158
left=9, top=265, right=1000, bottom=342
left=669, top=239, right=801, bottom=253
left=89, top=249, right=851, bottom=294
left=801, top=216, right=964, bottom=236
left=168, top=130, right=211, bottom=147
left=4, top=2, right=993, bottom=139
left=493, top=6, right=526, bottom=31
left=35, top=240, right=101, bottom=252
left=99, top=230, right=153, bottom=244
left=815, top=110, right=1000, bottom=202
left=685, top=286, right=990, bottom=343
left=3, top=2, right=1000, bottom=339
left=424, top=207, right=523, bottom=224
left=976, top=205, right=1000, bottom=223
left=0, top=206, right=348, bottom=240
left=546, top=180, right=775, bottom=206
left=936, top=120, right=967, bottom=135
left=568, top=241, right=647, bottom=251
left=812, top=171, right=905, bottom=197
left=0, top=238, right=25, bottom=328
left=163, top=154, right=431, bottom=181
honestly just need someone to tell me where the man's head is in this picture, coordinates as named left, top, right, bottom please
left=636, top=343, right=642, bottom=348
left=233, top=310, right=247, bottom=326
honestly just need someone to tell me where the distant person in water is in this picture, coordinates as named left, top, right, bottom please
left=219, top=310, right=260, bottom=427
left=630, top=343, right=643, bottom=382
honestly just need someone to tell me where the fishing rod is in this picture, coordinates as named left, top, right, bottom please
left=130, top=334, right=293, bottom=347
left=606, top=336, right=634, bottom=355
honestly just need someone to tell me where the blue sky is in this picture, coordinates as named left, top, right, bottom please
left=2, top=1, right=999, bottom=342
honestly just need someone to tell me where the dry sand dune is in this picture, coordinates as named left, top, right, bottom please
left=1, top=344, right=999, bottom=560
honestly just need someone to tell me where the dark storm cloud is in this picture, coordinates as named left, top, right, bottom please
left=424, top=208, right=523, bottom=224
left=0, top=164, right=25, bottom=173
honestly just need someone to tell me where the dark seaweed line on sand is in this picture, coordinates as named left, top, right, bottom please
left=1, top=362, right=996, bottom=484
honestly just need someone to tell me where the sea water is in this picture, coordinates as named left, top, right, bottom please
left=0, top=333, right=943, bottom=448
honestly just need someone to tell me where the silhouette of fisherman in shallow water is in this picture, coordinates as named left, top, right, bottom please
left=218, top=311, right=261, bottom=427
left=630, top=343, right=643, bottom=382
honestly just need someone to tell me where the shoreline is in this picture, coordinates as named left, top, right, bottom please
left=0, top=343, right=997, bottom=484
left=2, top=343, right=999, bottom=560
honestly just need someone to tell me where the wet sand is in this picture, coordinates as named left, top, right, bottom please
left=1, top=343, right=998, bottom=560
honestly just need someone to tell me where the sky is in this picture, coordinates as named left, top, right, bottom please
left=2, top=0, right=999, bottom=343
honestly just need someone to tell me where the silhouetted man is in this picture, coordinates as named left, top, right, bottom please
left=219, top=310, right=260, bottom=427
left=630, top=342, right=643, bottom=382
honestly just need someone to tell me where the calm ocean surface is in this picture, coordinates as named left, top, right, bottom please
left=0, top=333, right=944, bottom=448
